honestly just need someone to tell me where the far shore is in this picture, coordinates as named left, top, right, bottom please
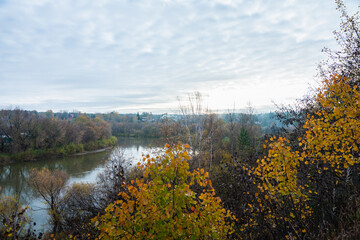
left=1, top=146, right=115, bottom=166
left=71, top=147, right=113, bottom=156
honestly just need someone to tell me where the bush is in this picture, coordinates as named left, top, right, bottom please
left=64, top=143, right=77, bottom=155
left=0, top=195, right=31, bottom=239
left=0, top=153, right=10, bottom=164
left=60, top=183, right=103, bottom=236
left=92, top=144, right=235, bottom=239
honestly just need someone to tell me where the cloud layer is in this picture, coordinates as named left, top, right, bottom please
left=0, top=0, right=354, bottom=113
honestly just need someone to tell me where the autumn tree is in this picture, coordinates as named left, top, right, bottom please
left=245, top=74, right=360, bottom=238
left=92, top=144, right=235, bottom=239
left=0, top=109, right=37, bottom=153
left=0, top=195, right=31, bottom=239
left=250, top=136, right=312, bottom=238
left=0, top=109, right=115, bottom=160
left=159, top=115, right=183, bottom=145
left=28, top=168, right=69, bottom=233
left=94, top=117, right=112, bottom=140
left=34, top=118, right=66, bottom=149
left=300, top=74, right=360, bottom=236
left=57, top=148, right=129, bottom=237
left=213, top=2, right=360, bottom=238
left=277, top=0, right=360, bottom=147
left=74, top=115, right=99, bottom=143
left=63, top=121, right=83, bottom=145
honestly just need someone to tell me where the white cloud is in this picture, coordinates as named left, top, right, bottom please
left=0, top=0, right=356, bottom=113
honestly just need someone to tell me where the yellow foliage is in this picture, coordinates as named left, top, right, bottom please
left=248, top=75, right=359, bottom=238
left=92, top=144, right=235, bottom=239
left=253, top=137, right=306, bottom=201
left=303, top=75, right=360, bottom=170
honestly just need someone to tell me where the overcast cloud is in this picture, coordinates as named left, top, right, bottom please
left=0, top=0, right=358, bottom=113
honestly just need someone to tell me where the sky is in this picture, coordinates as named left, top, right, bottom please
left=0, top=0, right=358, bottom=114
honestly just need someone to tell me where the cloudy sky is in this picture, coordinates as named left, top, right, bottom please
left=0, top=0, right=358, bottom=113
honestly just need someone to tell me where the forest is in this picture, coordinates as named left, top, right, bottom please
left=1, top=0, right=360, bottom=239
left=0, top=110, right=117, bottom=163
left=0, top=107, right=279, bottom=165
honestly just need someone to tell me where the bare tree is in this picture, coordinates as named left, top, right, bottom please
left=97, top=147, right=129, bottom=204
left=178, top=92, right=206, bottom=168
left=203, top=111, right=223, bottom=174
left=0, top=109, right=37, bottom=153
left=28, top=168, right=69, bottom=233
left=319, top=0, right=360, bottom=85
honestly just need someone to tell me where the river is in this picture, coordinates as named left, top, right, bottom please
left=0, top=137, right=161, bottom=233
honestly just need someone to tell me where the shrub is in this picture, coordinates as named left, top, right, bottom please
left=92, top=144, right=235, bottom=239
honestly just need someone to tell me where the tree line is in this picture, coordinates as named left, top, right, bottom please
left=0, top=110, right=116, bottom=163
left=0, top=105, right=279, bottom=164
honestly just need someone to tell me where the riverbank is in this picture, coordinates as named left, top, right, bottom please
left=0, top=136, right=117, bottom=165
left=72, top=146, right=113, bottom=156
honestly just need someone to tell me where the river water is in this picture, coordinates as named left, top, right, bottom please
left=0, top=137, right=160, bottom=233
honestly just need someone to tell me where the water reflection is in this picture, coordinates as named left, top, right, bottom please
left=0, top=137, right=159, bottom=233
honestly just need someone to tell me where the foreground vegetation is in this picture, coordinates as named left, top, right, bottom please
left=1, top=0, right=360, bottom=239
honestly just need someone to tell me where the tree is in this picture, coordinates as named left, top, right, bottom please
left=74, top=115, right=98, bottom=143
left=203, top=112, right=224, bottom=174
left=28, top=168, right=69, bottom=233
left=319, top=0, right=360, bottom=84
left=58, top=148, right=129, bottom=237
left=59, top=183, right=103, bottom=236
left=276, top=0, right=360, bottom=151
left=178, top=92, right=206, bottom=168
left=0, top=195, right=31, bottom=239
left=251, top=136, right=311, bottom=238
left=36, top=118, right=66, bottom=149
left=302, top=75, right=360, bottom=168
left=159, top=115, right=183, bottom=145
left=97, top=147, right=128, bottom=204
left=0, top=109, right=37, bottom=153
left=225, top=106, right=239, bottom=159
left=247, top=74, right=360, bottom=238
left=238, top=126, right=251, bottom=155
left=94, top=117, right=112, bottom=140
left=92, top=144, right=235, bottom=239
left=300, top=75, right=360, bottom=236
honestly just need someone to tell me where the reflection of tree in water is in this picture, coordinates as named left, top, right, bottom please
left=0, top=137, right=159, bottom=230
left=0, top=151, right=110, bottom=201
left=0, top=166, right=33, bottom=205
left=34, top=152, right=109, bottom=176
left=116, top=137, right=162, bottom=165
left=1, top=138, right=159, bottom=195
left=117, top=137, right=162, bottom=148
